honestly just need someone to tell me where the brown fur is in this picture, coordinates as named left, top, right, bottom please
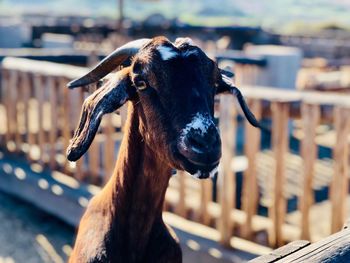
left=68, top=36, right=260, bottom=263
left=69, top=102, right=182, bottom=263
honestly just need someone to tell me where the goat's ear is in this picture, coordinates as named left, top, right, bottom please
left=216, top=73, right=261, bottom=129
left=67, top=68, right=132, bottom=162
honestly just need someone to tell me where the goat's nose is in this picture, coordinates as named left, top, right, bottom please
left=178, top=124, right=221, bottom=165
left=186, top=127, right=220, bottom=154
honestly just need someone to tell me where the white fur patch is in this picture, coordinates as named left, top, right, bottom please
left=182, top=113, right=214, bottom=135
left=157, top=45, right=178, bottom=60
left=179, top=113, right=215, bottom=151
left=209, top=166, right=218, bottom=178
left=175, top=37, right=194, bottom=46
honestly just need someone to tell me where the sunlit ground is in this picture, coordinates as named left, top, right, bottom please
left=0, top=192, right=74, bottom=263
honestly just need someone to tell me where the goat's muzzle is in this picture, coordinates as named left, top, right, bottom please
left=176, top=114, right=221, bottom=178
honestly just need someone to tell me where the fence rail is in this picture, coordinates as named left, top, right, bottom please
left=1, top=57, right=350, bottom=249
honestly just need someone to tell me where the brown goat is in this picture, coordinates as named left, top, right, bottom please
left=66, top=37, right=260, bottom=263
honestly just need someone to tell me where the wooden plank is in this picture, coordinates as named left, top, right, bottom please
left=242, top=99, right=262, bottom=239
left=166, top=187, right=302, bottom=242
left=2, top=57, right=88, bottom=80
left=331, top=107, right=350, bottom=233
left=241, top=86, right=350, bottom=107
left=278, top=228, right=350, bottom=262
left=249, top=240, right=310, bottom=263
left=299, top=103, right=320, bottom=240
left=218, top=94, right=237, bottom=246
left=269, top=102, right=289, bottom=247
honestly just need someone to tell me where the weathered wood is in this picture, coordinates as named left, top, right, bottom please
left=218, top=94, right=237, bottom=246
left=331, top=107, right=350, bottom=233
left=249, top=240, right=310, bottom=263
left=269, top=102, right=289, bottom=247
left=242, top=99, right=262, bottom=239
left=2, top=57, right=88, bottom=80
left=299, top=103, right=320, bottom=240
left=278, top=228, right=350, bottom=262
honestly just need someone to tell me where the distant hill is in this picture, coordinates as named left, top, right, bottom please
left=1, top=0, right=350, bottom=32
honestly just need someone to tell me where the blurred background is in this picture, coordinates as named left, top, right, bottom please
left=1, top=0, right=350, bottom=262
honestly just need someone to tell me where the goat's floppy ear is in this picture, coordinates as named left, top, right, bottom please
left=67, top=68, right=132, bottom=162
left=216, top=73, right=261, bottom=128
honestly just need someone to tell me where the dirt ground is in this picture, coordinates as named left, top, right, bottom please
left=0, top=191, right=74, bottom=263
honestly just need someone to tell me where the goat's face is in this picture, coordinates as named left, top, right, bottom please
left=130, top=37, right=221, bottom=178
left=66, top=37, right=260, bottom=179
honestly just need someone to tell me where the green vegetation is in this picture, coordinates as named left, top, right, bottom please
left=1, top=0, right=350, bottom=32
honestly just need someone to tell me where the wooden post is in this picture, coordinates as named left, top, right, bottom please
left=48, top=76, right=58, bottom=169
left=269, top=102, right=289, bottom=247
left=242, top=99, right=262, bottom=239
left=7, top=70, right=19, bottom=151
left=175, top=170, right=187, bottom=218
left=103, top=114, right=115, bottom=184
left=26, top=73, right=36, bottom=157
left=15, top=72, right=24, bottom=152
left=218, top=94, right=237, bottom=246
left=331, top=106, right=350, bottom=233
left=33, top=74, right=45, bottom=162
left=0, top=69, right=9, bottom=146
left=61, top=77, right=72, bottom=172
left=74, top=88, right=86, bottom=181
left=299, top=103, right=320, bottom=240
left=21, top=72, right=31, bottom=153
left=199, top=179, right=212, bottom=225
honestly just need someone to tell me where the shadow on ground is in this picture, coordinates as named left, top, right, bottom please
left=0, top=191, right=74, bottom=263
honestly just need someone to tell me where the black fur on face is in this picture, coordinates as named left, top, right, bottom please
left=129, top=37, right=222, bottom=178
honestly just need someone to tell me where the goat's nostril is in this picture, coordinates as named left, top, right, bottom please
left=187, top=136, right=206, bottom=151
left=186, top=132, right=219, bottom=153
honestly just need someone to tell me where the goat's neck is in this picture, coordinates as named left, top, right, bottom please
left=103, top=103, right=172, bottom=257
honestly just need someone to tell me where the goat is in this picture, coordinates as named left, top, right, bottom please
left=66, top=36, right=260, bottom=263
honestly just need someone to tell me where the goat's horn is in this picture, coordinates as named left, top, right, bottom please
left=68, top=38, right=151, bottom=88
left=220, top=74, right=261, bottom=129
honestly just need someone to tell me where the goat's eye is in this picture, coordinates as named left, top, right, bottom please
left=135, top=80, right=147, bottom=91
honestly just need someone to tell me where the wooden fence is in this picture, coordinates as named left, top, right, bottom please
left=1, top=57, right=350, bottom=250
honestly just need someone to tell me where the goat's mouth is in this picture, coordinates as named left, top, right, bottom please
left=171, top=144, right=220, bottom=179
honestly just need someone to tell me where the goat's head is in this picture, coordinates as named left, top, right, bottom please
left=66, top=36, right=260, bottom=179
